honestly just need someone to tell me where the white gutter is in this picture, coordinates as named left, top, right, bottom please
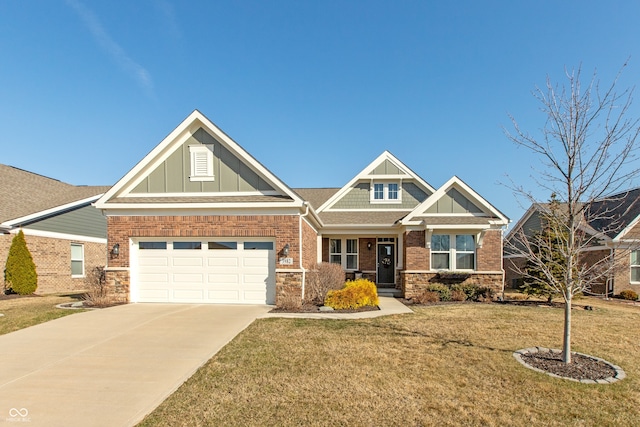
left=3, top=194, right=104, bottom=228
left=299, top=202, right=311, bottom=301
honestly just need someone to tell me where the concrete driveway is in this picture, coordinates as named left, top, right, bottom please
left=0, top=303, right=270, bottom=427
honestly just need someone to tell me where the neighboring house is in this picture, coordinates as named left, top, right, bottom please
left=504, top=189, right=640, bottom=296
left=95, top=110, right=510, bottom=306
left=0, top=164, right=110, bottom=294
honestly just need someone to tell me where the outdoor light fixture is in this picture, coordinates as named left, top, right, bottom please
left=367, top=242, right=372, bottom=250
left=111, top=243, right=120, bottom=256
left=283, top=243, right=290, bottom=256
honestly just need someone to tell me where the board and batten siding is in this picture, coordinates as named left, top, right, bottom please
left=132, top=127, right=275, bottom=194
left=23, top=205, right=107, bottom=239
left=424, top=188, right=483, bottom=214
left=369, top=159, right=402, bottom=175
left=332, top=182, right=428, bottom=210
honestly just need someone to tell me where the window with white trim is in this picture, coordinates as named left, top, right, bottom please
left=631, top=251, right=640, bottom=283
left=330, top=239, right=342, bottom=265
left=431, top=235, right=450, bottom=269
left=189, top=144, right=214, bottom=181
left=329, top=238, right=359, bottom=270
left=346, top=239, right=358, bottom=270
left=71, top=243, right=84, bottom=277
left=388, top=183, right=399, bottom=200
left=430, top=234, right=476, bottom=270
left=371, top=182, right=401, bottom=203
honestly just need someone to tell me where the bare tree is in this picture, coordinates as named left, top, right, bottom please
left=505, top=63, right=640, bottom=363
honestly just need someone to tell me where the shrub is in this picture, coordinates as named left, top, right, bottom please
left=82, top=267, right=117, bottom=307
left=424, top=283, right=451, bottom=301
left=413, top=291, right=440, bottom=304
left=452, top=283, right=480, bottom=300
left=4, top=230, right=38, bottom=295
left=278, top=292, right=303, bottom=311
left=324, top=279, right=379, bottom=310
left=619, top=289, right=639, bottom=301
left=305, top=262, right=345, bottom=305
left=451, top=289, right=467, bottom=301
left=476, top=286, right=495, bottom=303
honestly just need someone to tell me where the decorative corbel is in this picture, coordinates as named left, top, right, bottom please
left=425, top=227, right=433, bottom=248
left=476, top=229, right=486, bottom=248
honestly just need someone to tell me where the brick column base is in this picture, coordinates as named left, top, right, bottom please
left=104, top=269, right=130, bottom=304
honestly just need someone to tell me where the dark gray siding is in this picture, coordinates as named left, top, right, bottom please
left=23, top=205, right=107, bottom=239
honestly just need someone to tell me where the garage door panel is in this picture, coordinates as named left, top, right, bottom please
left=139, top=273, right=169, bottom=283
left=173, top=273, right=204, bottom=283
left=172, top=257, right=204, bottom=267
left=138, top=257, right=169, bottom=267
left=243, top=274, right=268, bottom=284
left=173, top=289, right=205, bottom=301
left=244, top=290, right=268, bottom=302
left=208, top=274, right=239, bottom=284
left=208, top=257, right=239, bottom=267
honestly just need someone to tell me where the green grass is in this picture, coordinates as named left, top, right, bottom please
left=0, top=294, right=86, bottom=335
left=139, top=297, right=640, bottom=426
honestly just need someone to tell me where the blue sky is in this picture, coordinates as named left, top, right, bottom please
left=2, top=1, right=640, bottom=223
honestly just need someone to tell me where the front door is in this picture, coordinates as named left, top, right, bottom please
left=377, top=243, right=395, bottom=284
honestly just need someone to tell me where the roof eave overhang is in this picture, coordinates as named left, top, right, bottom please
left=4, top=194, right=104, bottom=228
left=97, top=201, right=304, bottom=211
left=302, top=202, right=324, bottom=229
left=321, top=223, right=402, bottom=230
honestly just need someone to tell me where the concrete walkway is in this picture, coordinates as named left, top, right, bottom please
left=261, top=296, right=414, bottom=319
left=0, top=304, right=270, bottom=427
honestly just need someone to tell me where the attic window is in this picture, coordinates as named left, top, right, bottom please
left=371, top=182, right=401, bottom=203
left=189, top=145, right=214, bottom=181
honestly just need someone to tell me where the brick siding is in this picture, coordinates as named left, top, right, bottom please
left=404, top=230, right=428, bottom=270
left=477, top=230, right=503, bottom=271
left=1, top=233, right=106, bottom=294
left=301, top=219, right=318, bottom=269
left=105, top=214, right=305, bottom=306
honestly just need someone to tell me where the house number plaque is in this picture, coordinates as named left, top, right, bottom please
left=279, top=257, right=294, bottom=265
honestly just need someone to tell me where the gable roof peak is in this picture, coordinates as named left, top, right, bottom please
left=316, top=151, right=435, bottom=212
left=95, top=110, right=304, bottom=209
left=401, top=175, right=510, bottom=226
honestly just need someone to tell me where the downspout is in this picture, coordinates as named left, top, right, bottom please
left=299, top=202, right=311, bottom=301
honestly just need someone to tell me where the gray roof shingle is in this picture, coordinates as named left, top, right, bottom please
left=293, top=188, right=339, bottom=210
left=0, top=164, right=110, bottom=223
left=318, top=211, right=410, bottom=225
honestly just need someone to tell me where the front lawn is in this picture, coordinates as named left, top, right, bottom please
left=139, top=298, right=640, bottom=426
left=0, top=294, right=86, bottom=335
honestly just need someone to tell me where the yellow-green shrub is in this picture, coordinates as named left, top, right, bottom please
left=324, top=279, right=379, bottom=310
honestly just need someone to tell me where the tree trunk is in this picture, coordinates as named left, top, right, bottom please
left=562, top=294, right=572, bottom=363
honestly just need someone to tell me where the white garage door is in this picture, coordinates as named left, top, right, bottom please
left=133, top=239, right=275, bottom=304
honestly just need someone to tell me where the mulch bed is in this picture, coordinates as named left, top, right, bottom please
left=0, top=293, right=41, bottom=301
left=520, top=350, right=617, bottom=381
left=402, top=298, right=597, bottom=311
left=269, top=304, right=380, bottom=314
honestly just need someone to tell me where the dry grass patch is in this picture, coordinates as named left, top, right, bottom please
left=0, top=294, right=86, bottom=335
left=139, top=298, right=640, bottom=427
